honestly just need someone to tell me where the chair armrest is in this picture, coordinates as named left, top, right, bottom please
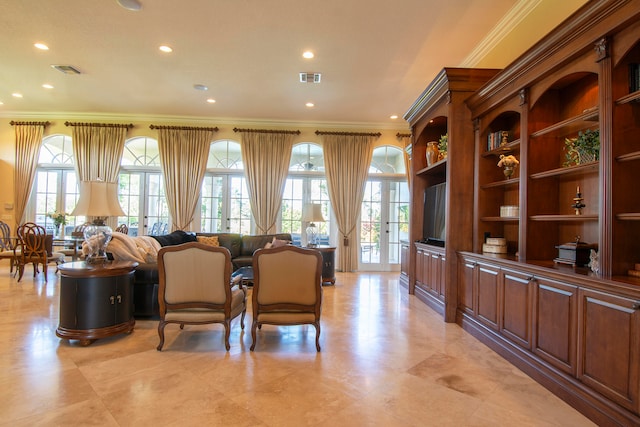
left=230, top=274, right=243, bottom=288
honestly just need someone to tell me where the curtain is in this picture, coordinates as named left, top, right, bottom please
left=13, top=123, right=46, bottom=228
left=71, top=125, right=127, bottom=182
left=323, top=134, right=375, bottom=272
left=157, top=127, right=213, bottom=231
left=70, top=123, right=128, bottom=228
left=240, top=132, right=294, bottom=234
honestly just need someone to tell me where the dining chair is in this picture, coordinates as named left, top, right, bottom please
left=0, top=221, right=19, bottom=275
left=15, top=222, right=65, bottom=282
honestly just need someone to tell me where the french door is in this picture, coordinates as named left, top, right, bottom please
left=118, top=171, right=169, bottom=236
left=199, top=174, right=252, bottom=234
left=360, top=179, right=409, bottom=271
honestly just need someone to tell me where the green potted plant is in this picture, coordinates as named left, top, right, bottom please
left=438, top=133, right=447, bottom=160
left=564, top=129, right=599, bottom=167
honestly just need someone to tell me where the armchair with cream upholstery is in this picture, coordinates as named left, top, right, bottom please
left=156, top=242, right=247, bottom=351
left=251, top=245, right=323, bottom=351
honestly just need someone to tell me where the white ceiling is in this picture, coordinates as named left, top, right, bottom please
left=0, top=0, right=545, bottom=127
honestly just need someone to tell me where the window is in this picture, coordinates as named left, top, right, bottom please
left=281, top=143, right=331, bottom=246
left=200, top=140, right=252, bottom=234
left=118, top=137, right=168, bottom=236
left=31, top=135, right=84, bottom=235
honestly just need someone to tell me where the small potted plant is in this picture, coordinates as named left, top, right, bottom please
left=438, top=134, right=448, bottom=160
left=497, top=154, right=519, bottom=178
left=564, top=129, right=599, bottom=167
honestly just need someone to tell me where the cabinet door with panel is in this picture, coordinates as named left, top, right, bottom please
left=577, top=289, right=640, bottom=413
left=533, top=276, right=578, bottom=376
left=501, top=268, right=533, bottom=349
left=476, top=262, right=501, bottom=330
left=458, top=256, right=477, bottom=315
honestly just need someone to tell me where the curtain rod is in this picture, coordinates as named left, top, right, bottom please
left=10, top=121, right=50, bottom=126
left=65, top=121, right=133, bottom=128
left=315, top=130, right=381, bottom=137
left=233, top=127, right=300, bottom=135
left=149, top=124, right=219, bottom=132
left=396, top=133, right=412, bottom=138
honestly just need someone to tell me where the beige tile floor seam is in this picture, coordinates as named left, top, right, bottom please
left=0, top=265, right=594, bottom=426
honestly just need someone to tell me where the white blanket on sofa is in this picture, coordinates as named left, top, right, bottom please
left=82, top=231, right=160, bottom=263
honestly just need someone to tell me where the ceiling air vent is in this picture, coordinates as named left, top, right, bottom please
left=51, top=65, right=82, bottom=75
left=299, top=72, right=321, bottom=83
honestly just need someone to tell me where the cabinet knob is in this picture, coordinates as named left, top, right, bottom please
left=117, top=295, right=122, bottom=303
left=110, top=296, right=115, bottom=305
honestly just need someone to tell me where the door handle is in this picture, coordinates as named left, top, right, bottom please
left=110, top=296, right=115, bottom=305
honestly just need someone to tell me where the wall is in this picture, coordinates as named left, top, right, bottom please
left=0, top=115, right=408, bottom=225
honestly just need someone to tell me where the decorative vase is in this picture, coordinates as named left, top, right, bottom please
left=426, top=141, right=439, bottom=166
left=503, top=166, right=514, bottom=178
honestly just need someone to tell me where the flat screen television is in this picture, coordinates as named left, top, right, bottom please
left=423, top=182, right=446, bottom=247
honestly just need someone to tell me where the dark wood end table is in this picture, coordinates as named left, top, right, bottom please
left=56, top=260, right=138, bottom=346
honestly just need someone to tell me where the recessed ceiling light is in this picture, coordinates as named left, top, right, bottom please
left=42, top=84, right=54, bottom=89
left=206, top=98, right=216, bottom=104
left=306, top=102, right=315, bottom=107
left=193, top=84, right=208, bottom=91
left=12, top=93, right=23, bottom=98
left=0, top=101, right=4, bottom=105
left=390, top=115, right=398, bottom=119
left=303, top=51, right=314, bottom=59
left=34, top=43, right=49, bottom=50
left=116, top=0, right=142, bottom=11
left=159, top=45, right=173, bottom=53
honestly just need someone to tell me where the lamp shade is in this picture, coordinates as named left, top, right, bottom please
left=302, top=203, right=325, bottom=223
left=71, top=181, right=125, bottom=217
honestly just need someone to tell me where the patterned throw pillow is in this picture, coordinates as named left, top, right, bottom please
left=197, top=235, right=219, bottom=247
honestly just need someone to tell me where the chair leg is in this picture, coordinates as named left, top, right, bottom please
left=224, top=320, right=231, bottom=351
left=17, top=263, right=24, bottom=282
left=315, top=322, right=321, bottom=352
left=250, top=320, right=258, bottom=351
left=240, top=307, right=246, bottom=329
left=157, top=321, right=166, bottom=351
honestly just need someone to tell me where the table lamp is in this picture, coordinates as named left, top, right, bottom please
left=302, top=203, right=325, bottom=247
left=70, top=181, right=125, bottom=263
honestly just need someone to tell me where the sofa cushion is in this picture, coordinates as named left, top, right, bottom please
left=241, top=233, right=292, bottom=256
left=152, top=230, right=197, bottom=247
left=196, top=235, right=219, bottom=247
left=197, top=233, right=242, bottom=258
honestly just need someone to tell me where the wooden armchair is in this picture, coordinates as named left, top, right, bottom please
left=251, top=245, right=323, bottom=351
left=15, top=222, right=65, bottom=282
left=156, top=242, right=247, bottom=351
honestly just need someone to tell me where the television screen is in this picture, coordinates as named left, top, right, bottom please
left=423, top=182, right=446, bottom=246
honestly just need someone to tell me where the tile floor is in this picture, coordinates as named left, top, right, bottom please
left=0, top=265, right=594, bottom=426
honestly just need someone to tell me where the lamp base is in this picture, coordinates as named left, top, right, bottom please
left=306, top=223, right=318, bottom=247
left=83, top=220, right=113, bottom=264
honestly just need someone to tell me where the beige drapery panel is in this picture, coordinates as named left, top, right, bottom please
left=67, top=122, right=130, bottom=228
left=67, top=122, right=130, bottom=182
left=237, top=129, right=296, bottom=234
left=11, top=121, right=49, bottom=228
left=320, top=132, right=377, bottom=272
left=398, top=133, right=412, bottom=188
left=155, top=126, right=217, bottom=231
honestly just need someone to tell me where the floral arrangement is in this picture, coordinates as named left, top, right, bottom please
left=438, top=134, right=448, bottom=153
left=47, top=211, right=68, bottom=228
left=497, top=154, right=519, bottom=168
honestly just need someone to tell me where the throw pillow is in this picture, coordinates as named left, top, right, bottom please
left=271, top=237, right=290, bottom=248
left=197, top=235, right=219, bottom=247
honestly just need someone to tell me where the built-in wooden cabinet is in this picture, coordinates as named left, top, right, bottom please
left=404, top=68, right=499, bottom=321
left=400, top=240, right=409, bottom=290
left=459, top=1, right=640, bottom=424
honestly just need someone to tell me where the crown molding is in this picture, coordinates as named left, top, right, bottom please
left=459, top=0, right=543, bottom=67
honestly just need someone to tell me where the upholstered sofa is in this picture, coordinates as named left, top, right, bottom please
left=131, top=231, right=292, bottom=318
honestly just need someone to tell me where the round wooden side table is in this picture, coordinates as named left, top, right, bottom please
left=56, top=260, right=138, bottom=346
